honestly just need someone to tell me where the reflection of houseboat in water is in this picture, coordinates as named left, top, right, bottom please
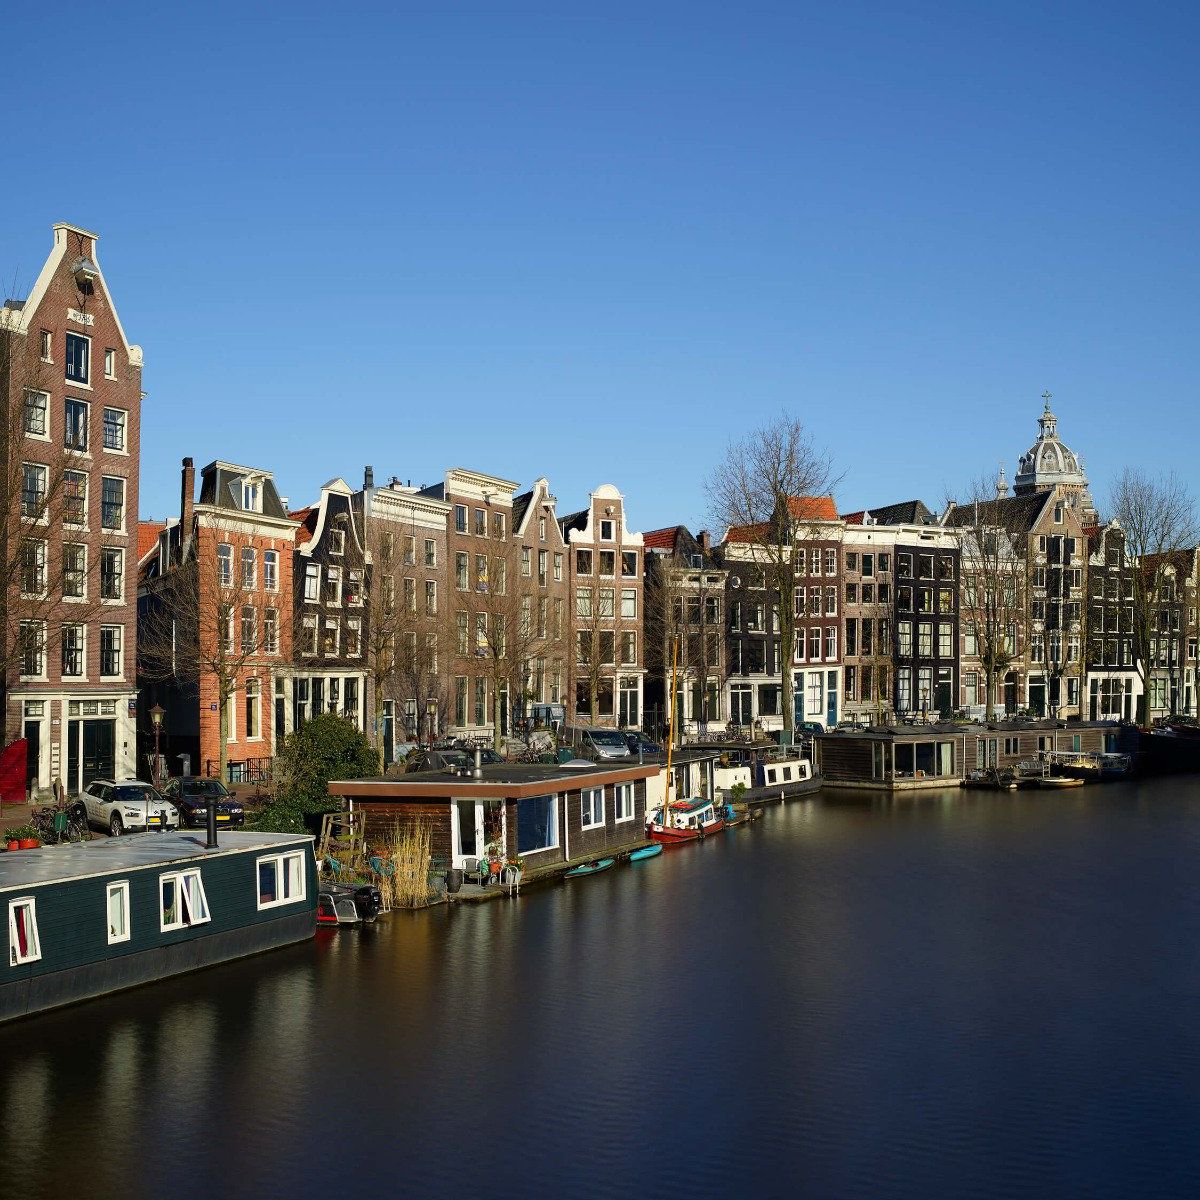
left=703, top=743, right=822, bottom=803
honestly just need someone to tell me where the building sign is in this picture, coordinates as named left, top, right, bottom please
left=67, top=308, right=95, bottom=326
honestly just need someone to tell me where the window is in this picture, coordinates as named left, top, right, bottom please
left=39, top=330, right=52, bottom=361
left=598, top=550, right=616, bottom=578
left=454, top=504, right=467, bottom=533
left=324, top=565, right=342, bottom=605
left=8, top=898, right=41, bottom=965
left=301, top=615, right=317, bottom=655
left=61, top=623, right=84, bottom=676
left=241, top=480, right=261, bottom=512
left=621, top=631, right=637, bottom=664
left=456, top=552, right=469, bottom=590
left=104, top=347, right=117, bottom=379
left=824, top=549, right=837, bottom=575
left=621, top=551, right=638, bottom=578
left=861, top=582, right=874, bottom=604
left=241, top=546, right=256, bottom=589
left=615, top=783, right=634, bottom=822
left=577, top=587, right=593, bottom=618
left=303, top=561, right=320, bottom=601
left=100, top=626, right=122, bottom=676
left=795, top=548, right=807, bottom=576
left=474, top=554, right=488, bottom=592
left=60, top=468, right=87, bottom=526
left=65, top=332, right=89, bottom=384
left=220, top=604, right=234, bottom=652
left=845, top=582, right=857, bottom=605
left=329, top=528, right=345, bottom=556
left=493, top=512, right=505, bottom=539
left=879, top=553, right=890, bottom=573
left=474, top=677, right=487, bottom=725
left=346, top=617, right=362, bottom=656
left=825, top=586, right=837, bottom=616
left=918, top=622, right=933, bottom=657
left=346, top=569, right=363, bottom=605
left=241, top=605, right=257, bottom=652
left=554, top=552, right=564, bottom=581
left=106, top=881, right=130, bottom=944
left=898, top=621, right=913, bottom=657
left=824, top=626, right=836, bottom=660
left=426, top=580, right=437, bottom=614
left=263, top=607, right=278, bottom=654
left=160, top=870, right=211, bottom=931
left=23, top=390, right=48, bottom=437
left=598, top=589, right=615, bottom=618
left=21, top=539, right=47, bottom=596
left=581, top=786, right=605, bottom=829
left=846, top=553, right=858, bottom=571
left=100, top=476, right=124, bottom=530
left=808, top=627, right=821, bottom=660
left=598, top=518, right=614, bottom=541
left=22, top=463, right=48, bottom=519
left=19, top=621, right=45, bottom=677
left=473, top=508, right=486, bottom=537
left=257, top=850, right=307, bottom=909
left=425, top=539, right=437, bottom=568
left=861, top=553, right=874, bottom=578
left=322, top=618, right=340, bottom=656
left=619, top=588, right=638, bottom=619
left=537, top=549, right=548, bottom=585
left=245, top=678, right=261, bottom=739
left=103, top=407, right=126, bottom=451
left=262, top=549, right=278, bottom=592
left=576, top=549, right=593, bottom=575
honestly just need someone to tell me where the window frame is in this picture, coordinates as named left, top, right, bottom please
left=614, top=782, right=635, bottom=823
left=159, top=868, right=211, bottom=932
left=65, top=331, right=90, bottom=385
left=23, top=389, right=49, bottom=439
left=581, top=786, right=605, bottom=830
left=100, top=475, right=125, bottom=531
left=8, top=897, right=42, bottom=965
left=106, top=880, right=131, bottom=945
left=256, top=850, right=308, bottom=910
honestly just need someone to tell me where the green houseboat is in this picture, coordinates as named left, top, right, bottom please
left=2, top=831, right=316, bottom=1024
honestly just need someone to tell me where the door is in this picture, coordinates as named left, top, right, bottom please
left=452, top=800, right=484, bottom=868
left=23, top=721, right=40, bottom=792
left=82, top=720, right=115, bottom=790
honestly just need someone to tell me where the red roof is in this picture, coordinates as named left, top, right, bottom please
left=138, top=521, right=165, bottom=562
left=289, top=506, right=317, bottom=547
left=841, top=510, right=867, bottom=525
left=643, top=527, right=681, bottom=551
left=726, top=495, right=839, bottom=543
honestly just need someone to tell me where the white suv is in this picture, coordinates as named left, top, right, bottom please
left=82, top=780, right=180, bottom=837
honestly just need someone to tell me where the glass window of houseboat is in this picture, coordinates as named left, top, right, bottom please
left=107, top=881, right=130, bottom=944
left=8, top=897, right=41, bottom=965
left=517, top=794, right=558, bottom=854
left=615, top=783, right=635, bottom=822
left=258, top=851, right=306, bottom=909
left=161, top=869, right=211, bottom=931
left=581, top=786, right=605, bottom=829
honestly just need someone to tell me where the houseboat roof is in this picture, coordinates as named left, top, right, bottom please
left=0, top=831, right=312, bottom=894
left=329, top=761, right=659, bottom=800
left=668, top=797, right=715, bottom=813
left=818, top=719, right=1122, bottom=741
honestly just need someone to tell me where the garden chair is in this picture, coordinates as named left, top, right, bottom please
left=369, top=855, right=395, bottom=878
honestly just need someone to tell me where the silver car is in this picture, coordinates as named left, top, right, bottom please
left=82, top=780, right=180, bottom=836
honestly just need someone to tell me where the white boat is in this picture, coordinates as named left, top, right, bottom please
left=709, top=744, right=821, bottom=803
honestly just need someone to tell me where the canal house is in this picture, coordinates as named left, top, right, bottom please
left=328, top=761, right=657, bottom=874
left=2, top=831, right=316, bottom=1023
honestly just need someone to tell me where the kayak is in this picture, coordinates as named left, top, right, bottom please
left=629, top=845, right=663, bottom=862
left=564, top=857, right=616, bottom=878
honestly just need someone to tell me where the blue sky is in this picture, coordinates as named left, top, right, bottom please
left=3, top=2, right=1197, bottom=532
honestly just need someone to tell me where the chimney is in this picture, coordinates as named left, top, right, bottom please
left=698, top=530, right=711, bottom=553
left=181, top=457, right=195, bottom=532
left=364, top=465, right=374, bottom=490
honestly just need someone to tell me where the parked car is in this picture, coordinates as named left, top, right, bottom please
left=796, top=721, right=826, bottom=736
left=160, top=777, right=247, bottom=829
left=561, top=725, right=633, bottom=761
left=624, top=732, right=664, bottom=756
left=81, top=780, right=179, bottom=836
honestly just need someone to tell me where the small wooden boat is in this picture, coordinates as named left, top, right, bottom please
left=564, top=857, right=616, bottom=878
left=1032, top=775, right=1085, bottom=789
left=629, top=845, right=663, bottom=862
left=647, top=796, right=725, bottom=843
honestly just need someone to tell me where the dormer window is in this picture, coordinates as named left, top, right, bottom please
left=329, top=528, right=345, bottom=556
left=242, top=480, right=261, bottom=512
left=600, top=519, right=615, bottom=541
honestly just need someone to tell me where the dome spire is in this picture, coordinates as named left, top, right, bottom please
left=1038, top=390, right=1057, bottom=440
left=996, top=462, right=1009, bottom=498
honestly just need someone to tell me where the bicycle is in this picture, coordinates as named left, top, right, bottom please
left=31, top=802, right=89, bottom=845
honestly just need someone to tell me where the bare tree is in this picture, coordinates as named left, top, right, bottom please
left=944, top=479, right=1031, bottom=722
left=1110, top=468, right=1198, bottom=726
left=140, top=517, right=282, bottom=779
left=708, top=414, right=838, bottom=741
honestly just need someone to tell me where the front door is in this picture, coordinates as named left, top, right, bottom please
left=82, top=720, right=115, bottom=791
left=452, top=800, right=484, bottom=868
left=23, top=722, right=40, bottom=793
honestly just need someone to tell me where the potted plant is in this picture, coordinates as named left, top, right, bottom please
left=6, top=824, right=39, bottom=850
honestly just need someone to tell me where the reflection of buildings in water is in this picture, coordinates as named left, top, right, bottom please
left=3, top=1053, right=51, bottom=1169
left=99, top=1021, right=143, bottom=1129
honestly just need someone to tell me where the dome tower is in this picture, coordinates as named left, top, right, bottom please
left=1012, top=393, right=1096, bottom=522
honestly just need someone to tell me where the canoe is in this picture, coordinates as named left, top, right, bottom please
left=564, top=857, right=616, bottom=878
left=629, top=845, right=663, bottom=862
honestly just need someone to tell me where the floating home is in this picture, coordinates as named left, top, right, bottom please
left=815, top=720, right=1127, bottom=790
left=644, top=748, right=721, bottom=816
left=328, top=761, right=658, bottom=874
left=2, top=831, right=316, bottom=1024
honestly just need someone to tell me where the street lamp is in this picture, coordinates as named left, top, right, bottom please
left=150, top=704, right=165, bottom=791
left=426, top=698, right=438, bottom=749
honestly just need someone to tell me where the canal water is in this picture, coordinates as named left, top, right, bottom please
left=5, top=778, right=1200, bottom=1199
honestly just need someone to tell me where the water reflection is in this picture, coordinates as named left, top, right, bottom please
left=4, top=782, right=1200, bottom=1199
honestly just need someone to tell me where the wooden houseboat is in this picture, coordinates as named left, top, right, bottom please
left=328, top=760, right=659, bottom=881
left=2, top=831, right=316, bottom=1024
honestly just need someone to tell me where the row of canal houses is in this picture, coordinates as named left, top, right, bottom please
left=5, top=223, right=1200, bottom=797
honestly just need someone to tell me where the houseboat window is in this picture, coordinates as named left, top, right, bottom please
left=614, top=783, right=635, bottom=823
left=257, top=851, right=307, bottom=909
left=160, top=869, right=211, bottom=931
left=581, top=786, right=605, bottom=830
left=517, top=794, right=558, bottom=854
left=8, top=897, right=41, bottom=965
left=107, top=881, right=131, bottom=944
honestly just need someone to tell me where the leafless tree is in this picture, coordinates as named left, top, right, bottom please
left=944, top=479, right=1031, bottom=722
left=708, top=413, right=839, bottom=740
left=1110, top=468, right=1198, bottom=725
left=140, top=517, right=282, bottom=780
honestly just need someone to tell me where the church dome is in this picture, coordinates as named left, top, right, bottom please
left=1013, top=395, right=1088, bottom=495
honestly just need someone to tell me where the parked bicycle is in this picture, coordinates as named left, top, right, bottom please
left=31, top=801, right=90, bottom=845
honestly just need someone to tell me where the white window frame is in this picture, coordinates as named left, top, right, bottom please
left=104, top=347, right=117, bottom=379
left=100, top=475, right=126, bottom=532
left=614, top=782, right=635, bottom=823
left=23, top=389, right=49, bottom=440
left=65, top=331, right=90, bottom=386
left=160, top=869, right=211, bottom=932
left=263, top=549, right=278, bottom=592
left=100, top=546, right=124, bottom=602
left=328, top=528, right=345, bottom=556
left=8, top=897, right=42, bottom=965
left=256, top=850, right=308, bottom=910
left=99, top=624, right=123, bottom=678
left=581, top=786, right=605, bottom=830
left=106, top=880, right=131, bottom=945
left=303, top=561, right=320, bottom=602
left=217, top=543, right=234, bottom=588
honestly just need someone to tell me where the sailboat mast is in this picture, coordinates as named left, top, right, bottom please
left=663, top=635, right=678, bottom=822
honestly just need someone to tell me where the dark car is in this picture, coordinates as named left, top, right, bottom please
left=624, top=732, right=664, bottom=756
left=160, top=777, right=246, bottom=829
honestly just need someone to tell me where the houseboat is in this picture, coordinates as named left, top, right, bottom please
left=2, top=831, right=316, bottom=1024
left=707, top=743, right=822, bottom=803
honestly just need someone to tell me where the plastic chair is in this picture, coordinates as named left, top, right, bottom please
left=325, top=854, right=343, bottom=877
left=369, top=855, right=395, bottom=878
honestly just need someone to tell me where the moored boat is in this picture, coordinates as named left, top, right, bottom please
left=629, top=845, right=663, bottom=862
left=710, top=745, right=822, bottom=803
left=647, top=796, right=725, bottom=843
left=564, top=857, right=616, bottom=878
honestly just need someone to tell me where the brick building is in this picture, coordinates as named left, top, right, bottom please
left=2, top=223, right=142, bottom=795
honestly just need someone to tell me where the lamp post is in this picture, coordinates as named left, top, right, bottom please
left=150, top=704, right=165, bottom=791
left=426, top=697, right=437, bottom=749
